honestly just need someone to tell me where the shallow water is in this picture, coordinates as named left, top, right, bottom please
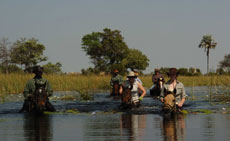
left=0, top=87, right=230, bottom=141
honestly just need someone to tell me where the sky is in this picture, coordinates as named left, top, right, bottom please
left=0, top=0, right=229, bottom=74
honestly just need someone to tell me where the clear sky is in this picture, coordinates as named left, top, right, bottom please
left=0, top=0, right=229, bottom=74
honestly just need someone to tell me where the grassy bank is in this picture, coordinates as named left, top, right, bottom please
left=0, top=73, right=230, bottom=96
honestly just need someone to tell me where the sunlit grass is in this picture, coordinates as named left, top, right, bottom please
left=1, top=73, right=230, bottom=99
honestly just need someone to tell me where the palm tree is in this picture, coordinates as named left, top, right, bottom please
left=198, top=35, right=217, bottom=74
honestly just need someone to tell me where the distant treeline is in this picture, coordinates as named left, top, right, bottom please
left=0, top=38, right=62, bottom=74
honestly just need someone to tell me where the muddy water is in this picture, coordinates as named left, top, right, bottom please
left=0, top=87, right=230, bottom=141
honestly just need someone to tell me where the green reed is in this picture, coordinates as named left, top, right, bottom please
left=1, top=73, right=230, bottom=100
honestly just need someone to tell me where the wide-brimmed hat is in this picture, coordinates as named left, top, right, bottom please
left=33, top=66, right=43, bottom=73
left=154, top=68, right=160, bottom=72
left=133, top=70, right=139, bottom=76
left=167, top=68, right=179, bottom=76
left=127, top=71, right=136, bottom=78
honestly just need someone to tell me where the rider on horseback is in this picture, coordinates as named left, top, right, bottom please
left=119, top=71, right=146, bottom=108
left=20, top=66, right=55, bottom=112
left=152, top=68, right=164, bottom=85
left=133, top=70, right=143, bottom=85
left=160, top=68, right=187, bottom=112
left=110, top=69, right=123, bottom=96
left=150, top=68, right=164, bottom=97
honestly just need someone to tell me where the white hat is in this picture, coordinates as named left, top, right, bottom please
left=127, top=71, right=136, bottom=77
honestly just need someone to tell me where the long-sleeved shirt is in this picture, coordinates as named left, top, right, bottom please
left=23, top=77, right=53, bottom=98
left=160, top=80, right=187, bottom=104
left=152, top=74, right=164, bottom=84
left=110, top=75, right=123, bottom=86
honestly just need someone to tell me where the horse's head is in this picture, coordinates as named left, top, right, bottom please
left=112, top=82, right=120, bottom=96
left=157, top=77, right=165, bottom=89
left=33, top=87, right=47, bottom=114
left=163, top=93, right=176, bottom=114
left=121, top=86, right=132, bottom=104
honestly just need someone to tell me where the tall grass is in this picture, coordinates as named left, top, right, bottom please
left=1, top=73, right=230, bottom=97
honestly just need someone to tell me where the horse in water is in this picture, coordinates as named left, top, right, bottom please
left=110, top=82, right=121, bottom=96
left=119, top=85, right=132, bottom=109
left=20, top=82, right=55, bottom=114
left=150, top=77, right=164, bottom=97
left=162, top=93, right=176, bottom=114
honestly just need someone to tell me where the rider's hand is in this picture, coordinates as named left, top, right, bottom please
left=177, top=102, right=183, bottom=107
left=160, top=98, right=164, bottom=103
left=139, top=96, right=143, bottom=101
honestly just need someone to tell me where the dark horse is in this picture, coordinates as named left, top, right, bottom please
left=121, top=85, right=132, bottom=104
left=20, top=82, right=55, bottom=114
left=110, top=81, right=121, bottom=96
left=150, top=77, right=164, bottom=97
left=119, top=85, right=140, bottom=109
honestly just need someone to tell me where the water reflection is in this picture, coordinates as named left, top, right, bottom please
left=162, top=114, right=186, bottom=141
left=23, top=114, right=53, bottom=141
left=120, top=114, right=146, bottom=141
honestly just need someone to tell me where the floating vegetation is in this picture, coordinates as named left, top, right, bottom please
left=44, top=109, right=79, bottom=115
left=57, top=95, right=78, bottom=101
left=0, top=119, right=6, bottom=122
left=184, top=109, right=214, bottom=114
left=181, top=110, right=189, bottom=114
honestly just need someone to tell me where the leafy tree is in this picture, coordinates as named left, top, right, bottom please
left=0, top=64, right=23, bottom=73
left=124, top=49, right=149, bottom=72
left=178, top=68, right=188, bottom=76
left=10, top=38, right=47, bottom=72
left=81, top=67, right=96, bottom=75
left=0, top=38, right=12, bottom=74
left=42, top=62, right=62, bottom=74
left=219, top=54, right=230, bottom=73
left=82, top=28, right=149, bottom=73
left=82, top=28, right=129, bottom=73
left=198, top=35, right=217, bottom=74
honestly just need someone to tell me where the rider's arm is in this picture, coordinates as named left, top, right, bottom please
left=138, top=83, right=146, bottom=98
left=119, top=85, right=123, bottom=94
left=160, top=85, right=165, bottom=103
left=45, top=80, right=53, bottom=97
left=119, top=75, right=123, bottom=85
left=178, top=83, right=186, bottom=107
left=23, top=79, right=34, bottom=98
left=110, top=77, right=114, bottom=86
left=152, top=75, right=155, bottom=83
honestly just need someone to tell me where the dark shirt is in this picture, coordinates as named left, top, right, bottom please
left=152, top=74, right=164, bottom=84
left=23, top=77, right=53, bottom=98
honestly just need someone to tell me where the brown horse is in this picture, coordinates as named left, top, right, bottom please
left=119, top=85, right=132, bottom=109
left=110, top=82, right=121, bottom=96
left=121, top=86, right=132, bottom=104
left=162, top=93, right=176, bottom=114
left=20, top=82, right=55, bottom=114
left=150, top=77, right=164, bottom=97
left=120, top=85, right=141, bottom=109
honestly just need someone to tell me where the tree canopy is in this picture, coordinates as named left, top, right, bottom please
left=42, top=62, right=62, bottom=74
left=219, top=54, right=230, bottom=73
left=0, top=38, right=12, bottom=74
left=10, top=38, right=47, bottom=72
left=82, top=28, right=149, bottom=74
